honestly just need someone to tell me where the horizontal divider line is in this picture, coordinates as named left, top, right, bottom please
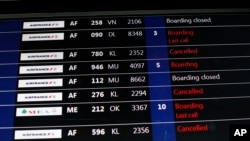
left=1, top=55, right=250, bottom=66
left=1, top=117, right=250, bottom=130
left=0, top=68, right=250, bottom=79
left=1, top=95, right=250, bottom=107
left=1, top=81, right=250, bottom=93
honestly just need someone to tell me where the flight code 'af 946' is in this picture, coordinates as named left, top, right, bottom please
left=18, top=62, right=147, bottom=77
left=90, top=62, right=145, bottom=71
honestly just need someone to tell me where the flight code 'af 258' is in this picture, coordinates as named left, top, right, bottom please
left=90, top=18, right=143, bottom=26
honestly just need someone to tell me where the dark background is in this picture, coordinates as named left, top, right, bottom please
left=0, top=1, right=243, bottom=14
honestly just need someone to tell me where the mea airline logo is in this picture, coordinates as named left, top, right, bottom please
left=17, top=92, right=62, bottom=102
left=14, top=129, right=62, bottom=139
left=19, top=65, right=63, bottom=74
left=22, top=33, right=64, bottom=41
left=18, top=78, right=63, bottom=88
left=16, top=107, right=62, bottom=117
left=20, top=52, right=64, bottom=61
left=23, top=21, right=65, bottom=29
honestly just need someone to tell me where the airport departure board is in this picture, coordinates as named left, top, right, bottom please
left=1, top=9, right=250, bottom=141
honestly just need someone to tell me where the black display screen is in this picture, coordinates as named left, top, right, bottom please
left=0, top=8, right=250, bottom=141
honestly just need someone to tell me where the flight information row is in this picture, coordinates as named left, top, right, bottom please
left=0, top=70, right=250, bottom=90
left=3, top=58, right=250, bottom=76
left=18, top=14, right=250, bottom=30
left=8, top=97, right=250, bottom=126
left=2, top=27, right=250, bottom=51
left=0, top=84, right=247, bottom=103
left=1, top=45, right=250, bottom=64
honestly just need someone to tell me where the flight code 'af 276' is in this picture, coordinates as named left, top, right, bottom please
left=64, top=89, right=148, bottom=103
left=89, top=89, right=147, bottom=98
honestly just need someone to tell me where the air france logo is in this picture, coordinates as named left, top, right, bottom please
left=17, top=92, right=62, bottom=102
left=20, top=52, right=64, bottom=61
left=30, top=22, right=59, bottom=27
left=14, top=129, right=62, bottom=139
left=22, top=33, right=64, bottom=41
left=29, top=34, right=57, bottom=39
left=19, top=65, right=63, bottom=74
left=18, top=78, right=63, bottom=88
left=23, top=21, right=65, bottom=29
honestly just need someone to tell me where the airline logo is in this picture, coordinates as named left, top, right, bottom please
left=20, top=52, right=64, bottom=61
left=17, top=92, right=62, bottom=102
left=16, top=107, right=62, bottom=117
left=14, top=129, right=62, bottom=139
left=19, top=65, right=63, bottom=74
left=18, top=78, right=63, bottom=88
left=22, top=33, right=64, bottom=41
left=23, top=21, right=65, bottom=29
